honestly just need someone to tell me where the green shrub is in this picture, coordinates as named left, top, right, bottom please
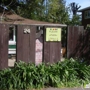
left=0, top=58, right=90, bottom=89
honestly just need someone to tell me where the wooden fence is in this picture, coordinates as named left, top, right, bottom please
left=1, top=24, right=90, bottom=69
left=67, top=26, right=90, bottom=63
left=0, top=24, right=61, bottom=69
left=43, top=27, right=61, bottom=64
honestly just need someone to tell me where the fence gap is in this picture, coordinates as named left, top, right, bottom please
left=8, top=25, right=16, bottom=67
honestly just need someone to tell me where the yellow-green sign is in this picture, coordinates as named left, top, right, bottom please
left=46, top=28, right=61, bottom=41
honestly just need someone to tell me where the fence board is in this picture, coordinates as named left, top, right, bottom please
left=67, top=26, right=73, bottom=58
left=50, top=42, right=55, bottom=63
left=55, top=42, right=61, bottom=61
left=16, top=25, right=36, bottom=63
left=16, top=25, right=23, bottom=61
left=43, top=28, right=50, bottom=63
left=0, top=24, right=9, bottom=69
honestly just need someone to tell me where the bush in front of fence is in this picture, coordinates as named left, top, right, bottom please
left=0, top=58, right=90, bottom=90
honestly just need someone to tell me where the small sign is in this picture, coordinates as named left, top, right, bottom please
left=24, top=28, right=30, bottom=34
left=46, top=28, right=61, bottom=41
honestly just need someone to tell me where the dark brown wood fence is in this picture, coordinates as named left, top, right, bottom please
left=16, top=25, right=36, bottom=63
left=44, top=42, right=61, bottom=64
left=67, top=26, right=84, bottom=58
left=0, top=24, right=9, bottom=69
left=1, top=24, right=90, bottom=69
left=81, top=29, right=90, bottom=61
left=67, top=26, right=90, bottom=62
left=43, top=27, right=61, bottom=64
left=0, top=23, right=62, bottom=69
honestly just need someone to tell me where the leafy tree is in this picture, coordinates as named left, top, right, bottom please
left=68, top=15, right=81, bottom=25
left=16, top=0, right=46, bottom=20
left=67, top=2, right=81, bottom=26
left=0, top=0, right=70, bottom=24
left=0, top=0, right=82, bottom=26
left=44, top=0, right=69, bottom=24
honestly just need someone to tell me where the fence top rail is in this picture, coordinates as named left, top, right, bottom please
left=20, top=24, right=67, bottom=27
left=0, top=23, right=67, bottom=27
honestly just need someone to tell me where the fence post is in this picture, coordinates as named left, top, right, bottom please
left=0, top=24, right=9, bottom=69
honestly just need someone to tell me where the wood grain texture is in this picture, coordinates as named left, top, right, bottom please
left=16, top=25, right=36, bottom=63
left=67, top=26, right=84, bottom=58
left=43, top=26, right=61, bottom=64
left=0, top=24, right=9, bottom=69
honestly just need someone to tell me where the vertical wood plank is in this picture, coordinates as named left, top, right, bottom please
left=72, top=26, right=79, bottom=57
left=16, top=25, right=23, bottom=62
left=43, top=29, right=50, bottom=63
left=50, top=42, right=55, bottom=63
left=23, top=32, right=30, bottom=62
left=0, top=24, right=9, bottom=69
left=67, top=26, right=73, bottom=58
left=55, top=42, right=61, bottom=62
left=29, top=26, right=36, bottom=63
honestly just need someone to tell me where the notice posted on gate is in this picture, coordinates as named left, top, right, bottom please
left=46, top=28, right=61, bottom=41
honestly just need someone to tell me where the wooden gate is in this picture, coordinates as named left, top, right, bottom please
left=16, top=25, right=36, bottom=63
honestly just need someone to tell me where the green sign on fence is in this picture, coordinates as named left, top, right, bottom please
left=46, top=28, right=61, bottom=41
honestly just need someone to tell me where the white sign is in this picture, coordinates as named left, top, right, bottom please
left=24, top=28, right=30, bottom=34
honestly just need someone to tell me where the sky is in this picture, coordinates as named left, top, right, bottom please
left=66, top=0, right=90, bottom=9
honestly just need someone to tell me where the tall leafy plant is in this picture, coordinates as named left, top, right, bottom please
left=0, top=58, right=90, bottom=89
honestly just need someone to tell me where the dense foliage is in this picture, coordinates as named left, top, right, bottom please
left=0, top=58, right=90, bottom=89
left=0, top=0, right=70, bottom=24
left=68, top=15, right=81, bottom=25
left=0, top=0, right=82, bottom=26
left=0, top=0, right=20, bottom=10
